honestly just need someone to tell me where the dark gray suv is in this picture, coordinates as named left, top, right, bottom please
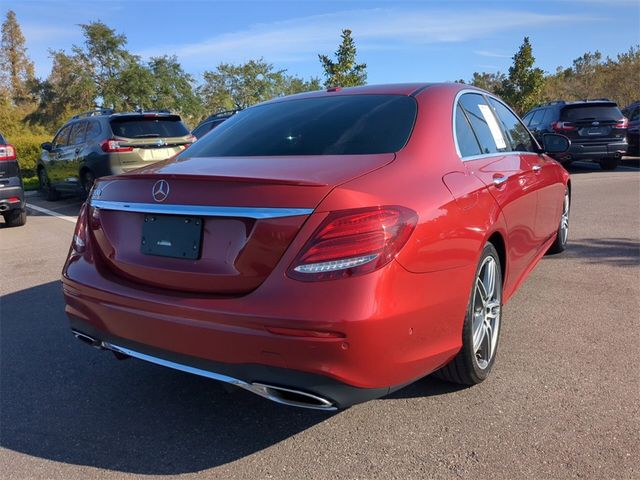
left=38, top=109, right=194, bottom=200
left=0, top=132, right=26, bottom=227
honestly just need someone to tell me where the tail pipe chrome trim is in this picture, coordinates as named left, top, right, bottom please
left=0, top=205, right=9, bottom=212
left=70, top=331, right=336, bottom=411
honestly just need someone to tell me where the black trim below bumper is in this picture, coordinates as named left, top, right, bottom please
left=68, top=317, right=406, bottom=409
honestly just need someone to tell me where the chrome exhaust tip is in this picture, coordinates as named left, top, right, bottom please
left=0, top=205, right=8, bottom=212
left=71, top=329, right=102, bottom=348
left=100, top=341, right=337, bottom=411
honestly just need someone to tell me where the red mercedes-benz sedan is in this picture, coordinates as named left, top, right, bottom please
left=62, top=83, right=571, bottom=410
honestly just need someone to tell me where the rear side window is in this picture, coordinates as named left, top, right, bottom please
left=110, top=116, right=189, bottom=139
left=68, top=122, right=87, bottom=145
left=561, top=104, right=623, bottom=122
left=455, top=105, right=482, bottom=157
left=458, top=93, right=508, bottom=154
left=183, top=95, right=417, bottom=157
left=85, top=121, right=102, bottom=141
left=488, top=98, right=537, bottom=152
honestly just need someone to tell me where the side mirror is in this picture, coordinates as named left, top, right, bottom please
left=41, top=142, right=53, bottom=152
left=541, top=133, right=570, bottom=154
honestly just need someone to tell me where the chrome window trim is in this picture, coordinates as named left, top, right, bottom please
left=452, top=88, right=542, bottom=162
left=90, top=199, right=313, bottom=219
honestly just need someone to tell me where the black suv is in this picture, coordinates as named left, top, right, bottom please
left=0, top=132, right=27, bottom=227
left=191, top=110, right=237, bottom=139
left=622, top=101, right=639, bottom=156
left=522, top=99, right=628, bottom=170
left=38, top=109, right=194, bottom=200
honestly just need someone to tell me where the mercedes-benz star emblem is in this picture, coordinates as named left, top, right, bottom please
left=152, top=180, right=170, bottom=202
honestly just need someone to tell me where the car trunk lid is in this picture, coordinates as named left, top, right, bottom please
left=88, top=153, right=395, bottom=294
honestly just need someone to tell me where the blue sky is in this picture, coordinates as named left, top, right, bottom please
left=4, top=0, right=639, bottom=85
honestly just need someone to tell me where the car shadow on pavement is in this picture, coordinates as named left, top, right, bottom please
left=0, top=281, right=333, bottom=475
left=547, top=237, right=640, bottom=268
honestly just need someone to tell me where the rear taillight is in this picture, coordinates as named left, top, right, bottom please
left=182, top=134, right=197, bottom=149
left=552, top=121, right=576, bottom=132
left=71, top=204, right=88, bottom=254
left=288, top=206, right=418, bottom=281
left=101, top=139, right=133, bottom=153
left=616, top=118, right=629, bottom=129
left=0, top=144, right=17, bottom=161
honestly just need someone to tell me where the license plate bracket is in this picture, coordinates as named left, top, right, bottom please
left=141, top=214, right=203, bottom=259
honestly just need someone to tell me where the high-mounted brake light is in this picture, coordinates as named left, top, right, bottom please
left=288, top=206, right=418, bottom=281
left=0, top=144, right=17, bottom=161
left=551, top=121, right=576, bottom=132
left=101, top=138, right=133, bottom=153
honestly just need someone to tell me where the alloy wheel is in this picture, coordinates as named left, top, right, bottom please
left=471, top=256, right=501, bottom=370
left=559, top=192, right=569, bottom=246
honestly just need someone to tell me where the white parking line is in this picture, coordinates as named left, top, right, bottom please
left=26, top=203, right=78, bottom=224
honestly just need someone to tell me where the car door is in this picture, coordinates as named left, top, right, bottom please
left=487, top=97, right=563, bottom=243
left=67, top=121, right=88, bottom=183
left=456, top=92, right=540, bottom=282
left=46, top=125, right=72, bottom=185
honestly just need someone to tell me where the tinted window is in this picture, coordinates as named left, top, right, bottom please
left=85, top=121, right=102, bottom=140
left=528, top=109, right=545, bottom=127
left=541, top=108, right=555, bottom=126
left=628, top=108, right=639, bottom=121
left=110, top=116, right=189, bottom=138
left=522, top=111, right=534, bottom=126
left=53, top=125, right=71, bottom=147
left=561, top=105, right=623, bottom=122
left=183, top=95, right=417, bottom=157
left=68, top=122, right=87, bottom=145
left=488, top=98, right=537, bottom=152
left=458, top=93, right=508, bottom=154
left=0, top=133, right=5, bottom=144
left=192, top=121, right=213, bottom=139
left=455, top=105, right=482, bottom=157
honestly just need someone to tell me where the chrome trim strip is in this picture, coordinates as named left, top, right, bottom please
left=90, top=199, right=313, bottom=219
left=452, top=88, right=543, bottom=162
left=103, top=342, right=337, bottom=411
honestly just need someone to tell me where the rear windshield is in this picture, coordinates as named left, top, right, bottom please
left=110, top=116, right=189, bottom=138
left=182, top=95, right=417, bottom=157
left=561, top=105, right=623, bottom=122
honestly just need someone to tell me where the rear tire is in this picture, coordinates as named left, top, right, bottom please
left=80, top=170, right=95, bottom=198
left=434, top=243, right=502, bottom=385
left=547, top=189, right=570, bottom=255
left=3, top=208, right=27, bottom=227
left=599, top=158, right=619, bottom=170
left=38, top=168, right=60, bottom=201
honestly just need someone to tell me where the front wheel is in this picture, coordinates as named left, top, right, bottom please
left=547, top=189, right=570, bottom=255
left=38, top=168, right=60, bottom=201
left=434, top=243, right=503, bottom=385
left=80, top=170, right=95, bottom=198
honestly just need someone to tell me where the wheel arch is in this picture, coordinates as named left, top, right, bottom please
left=486, top=231, right=506, bottom=286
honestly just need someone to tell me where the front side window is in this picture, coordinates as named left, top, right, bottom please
left=68, top=122, right=87, bottom=145
left=488, top=98, right=537, bottom=152
left=53, top=125, right=71, bottom=147
left=528, top=109, right=545, bottom=128
left=458, top=93, right=508, bottom=155
left=183, top=95, right=417, bottom=157
left=192, top=121, right=213, bottom=139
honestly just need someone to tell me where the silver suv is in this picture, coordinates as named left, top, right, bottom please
left=38, top=109, right=194, bottom=200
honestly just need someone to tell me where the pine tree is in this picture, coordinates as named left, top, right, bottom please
left=497, top=37, right=545, bottom=115
left=0, top=10, right=35, bottom=104
left=318, top=29, right=367, bottom=88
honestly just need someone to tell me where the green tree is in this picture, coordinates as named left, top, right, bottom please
left=148, top=55, right=201, bottom=122
left=27, top=50, right=96, bottom=131
left=318, top=29, right=367, bottom=88
left=470, top=71, right=506, bottom=94
left=497, top=37, right=545, bottom=114
left=200, top=58, right=318, bottom=114
left=0, top=10, right=35, bottom=104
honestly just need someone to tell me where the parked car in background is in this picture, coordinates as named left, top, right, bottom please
left=0, top=132, right=27, bottom=227
left=191, top=110, right=237, bottom=139
left=622, top=101, right=639, bottom=156
left=522, top=99, right=628, bottom=170
left=38, top=109, right=195, bottom=200
left=63, top=83, right=571, bottom=410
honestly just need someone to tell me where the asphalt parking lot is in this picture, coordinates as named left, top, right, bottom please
left=1, top=161, right=639, bottom=479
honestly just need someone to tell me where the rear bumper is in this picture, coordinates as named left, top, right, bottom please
left=564, top=141, right=627, bottom=161
left=0, top=185, right=25, bottom=212
left=62, top=251, right=473, bottom=407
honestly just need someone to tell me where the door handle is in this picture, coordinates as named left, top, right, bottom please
left=492, top=175, right=508, bottom=186
left=532, top=165, right=542, bottom=172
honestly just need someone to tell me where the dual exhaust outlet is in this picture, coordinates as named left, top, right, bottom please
left=0, top=204, right=9, bottom=212
left=71, top=330, right=337, bottom=411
